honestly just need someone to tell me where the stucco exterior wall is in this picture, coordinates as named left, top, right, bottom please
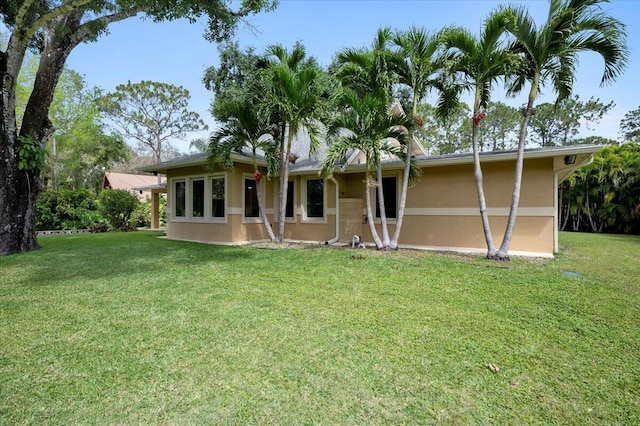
left=163, top=156, right=557, bottom=255
left=338, top=157, right=555, bottom=255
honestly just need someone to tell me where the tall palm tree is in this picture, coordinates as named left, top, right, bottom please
left=389, top=27, right=445, bottom=250
left=262, top=44, right=325, bottom=242
left=439, top=9, right=517, bottom=258
left=321, top=89, right=413, bottom=249
left=500, top=0, right=629, bottom=259
left=207, top=98, right=279, bottom=242
left=335, top=28, right=397, bottom=247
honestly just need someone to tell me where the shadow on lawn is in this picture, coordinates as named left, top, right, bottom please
left=18, top=231, right=258, bottom=287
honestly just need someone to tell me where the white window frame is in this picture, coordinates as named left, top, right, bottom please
left=301, top=177, right=326, bottom=223
left=172, top=178, right=187, bottom=221
left=169, top=173, right=228, bottom=224
left=189, top=177, right=206, bottom=221
left=373, top=173, right=400, bottom=225
left=210, top=174, right=227, bottom=223
left=285, top=179, right=297, bottom=223
left=242, top=173, right=264, bottom=224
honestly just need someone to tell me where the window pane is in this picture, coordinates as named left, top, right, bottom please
left=306, top=179, right=324, bottom=218
left=175, top=181, right=185, bottom=217
left=211, top=177, right=225, bottom=218
left=244, top=178, right=259, bottom=218
left=286, top=181, right=294, bottom=218
left=376, top=177, right=397, bottom=219
left=192, top=179, right=204, bottom=217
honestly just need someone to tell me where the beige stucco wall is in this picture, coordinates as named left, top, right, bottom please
left=165, top=164, right=337, bottom=245
left=163, top=156, right=558, bottom=255
left=337, top=157, right=555, bottom=255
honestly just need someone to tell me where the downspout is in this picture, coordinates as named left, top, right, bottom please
left=325, top=176, right=340, bottom=244
left=553, top=155, right=594, bottom=253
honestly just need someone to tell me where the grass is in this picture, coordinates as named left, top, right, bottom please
left=0, top=231, right=639, bottom=424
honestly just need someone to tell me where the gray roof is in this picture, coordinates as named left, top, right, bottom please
left=138, top=133, right=602, bottom=175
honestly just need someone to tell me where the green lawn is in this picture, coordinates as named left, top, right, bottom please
left=1, top=231, right=638, bottom=424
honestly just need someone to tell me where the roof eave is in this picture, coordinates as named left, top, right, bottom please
left=136, top=152, right=265, bottom=174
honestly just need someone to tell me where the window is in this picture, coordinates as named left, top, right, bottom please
left=174, top=180, right=186, bottom=217
left=191, top=179, right=204, bottom=218
left=211, top=176, right=225, bottom=218
left=375, top=176, right=397, bottom=219
left=244, top=178, right=259, bottom=218
left=286, top=181, right=295, bottom=218
left=306, top=179, right=324, bottom=218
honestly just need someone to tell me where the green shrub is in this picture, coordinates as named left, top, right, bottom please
left=36, top=189, right=103, bottom=231
left=130, top=201, right=151, bottom=228
left=98, top=189, right=139, bottom=231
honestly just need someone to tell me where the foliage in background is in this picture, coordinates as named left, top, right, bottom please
left=98, top=189, right=139, bottom=231
left=560, top=143, right=640, bottom=234
left=36, top=189, right=105, bottom=231
left=620, top=105, right=640, bottom=143
left=98, top=81, right=207, bottom=164
left=527, top=95, right=614, bottom=147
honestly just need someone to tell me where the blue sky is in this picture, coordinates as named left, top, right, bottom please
left=64, top=0, right=640, bottom=152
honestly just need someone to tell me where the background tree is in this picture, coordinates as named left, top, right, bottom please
left=15, top=61, right=129, bottom=191
left=478, top=101, right=520, bottom=151
left=528, top=95, right=614, bottom=147
left=188, top=137, right=209, bottom=153
left=98, top=80, right=207, bottom=171
left=203, top=41, right=263, bottom=121
left=560, top=143, right=640, bottom=234
left=418, top=101, right=472, bottom=155
left=620, top=106, right=640, bottom=143
left=1, top=0, right=275, bottom=255
left=500, top=0, right=628, bottom=260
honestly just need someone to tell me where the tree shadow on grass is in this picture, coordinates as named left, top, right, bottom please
left=12, top=231, right=258, bottom=288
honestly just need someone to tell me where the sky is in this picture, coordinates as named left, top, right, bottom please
left=63, top=0, right=640, bottom=153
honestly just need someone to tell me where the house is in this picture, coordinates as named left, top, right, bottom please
left=102, top=172, right=165, bottom=201
left=137, top=133, right=600, bottom=257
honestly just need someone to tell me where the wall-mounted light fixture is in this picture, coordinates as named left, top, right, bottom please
left=564, top=155, right=576, bottom=165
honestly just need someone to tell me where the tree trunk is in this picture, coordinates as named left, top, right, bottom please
left=389, top=137, right=412, bottom=250
left=376, top=162, right=390, bottom=248
left=364, top=170, right=383, bottom=249
left=1, top=32, right=37, bottom=255
left=253, top=151, right=276, bottom=242
left=1, top=12, right=82, bottom=255
left=277, top=124, right=291, bottom=243
left=471, top=98, right=497, bottom=258
left=256, top=175, right=277, bottom=242
left=497, top=75, right=538, bottom=260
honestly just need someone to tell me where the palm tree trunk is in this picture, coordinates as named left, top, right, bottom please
left=471, top=104, right=497, bottom=258
left=389, top=139, right=411, bottom=250
left=497, top=75, right=538, bottom=259
left=365, top=170, right=383, bottom=249
left=276, top=123, right=288, bottom=242
left=376, top=163, right=390, bottom=248
left=253, top=152, right=276, bottom=242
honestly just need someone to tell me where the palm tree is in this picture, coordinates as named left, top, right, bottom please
left=262, top=44, right=325, bottom=242
left=500, top=0, right=629, bottom=259
left=335, top=28, right=397, bottom=247
left=439, top=9, right=517, bottom=259
left=321, top=89, right=412, bottom=249
left=389, top=27, right=445, bottom=249
left=207, top=98, right=279, bottom=242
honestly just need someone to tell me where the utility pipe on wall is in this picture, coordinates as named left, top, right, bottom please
left=325, top=176, right=340, bottom=244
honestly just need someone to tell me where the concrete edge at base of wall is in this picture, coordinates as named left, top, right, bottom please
left=37, top=229, right=90, bottom=236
